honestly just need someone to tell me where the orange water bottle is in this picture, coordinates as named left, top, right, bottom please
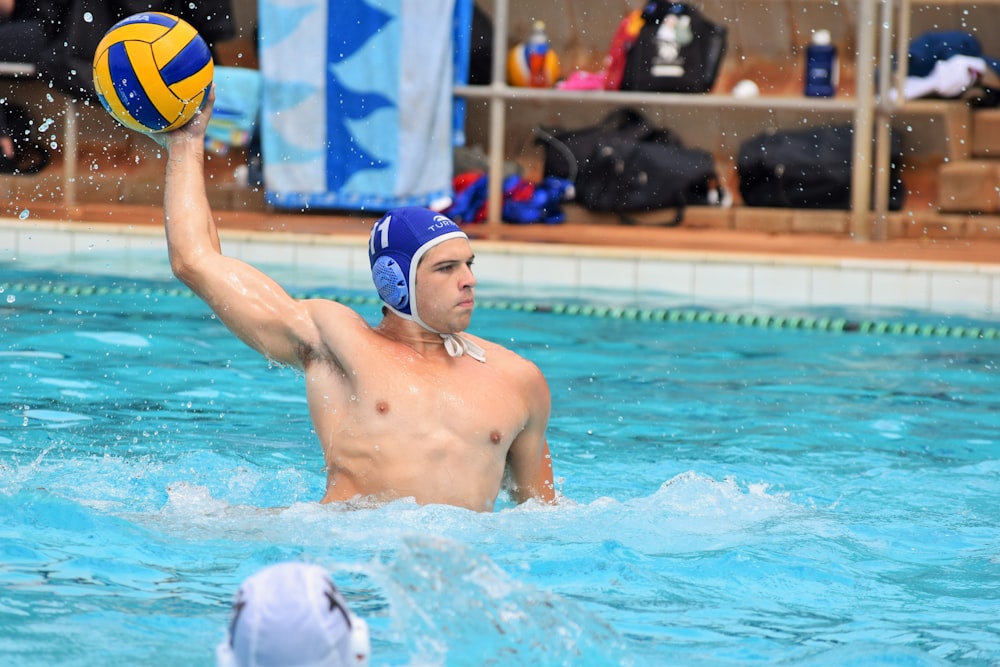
left=527, top=21, right=550, bottom=87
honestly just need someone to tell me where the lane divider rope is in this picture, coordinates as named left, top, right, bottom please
left=2, top=281, right=996, bottom=340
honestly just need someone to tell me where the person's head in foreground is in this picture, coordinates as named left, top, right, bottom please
left=216, top=562, right=370, bottom=667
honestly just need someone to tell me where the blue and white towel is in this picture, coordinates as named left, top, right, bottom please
left=258, top=0, right=470, bottom=211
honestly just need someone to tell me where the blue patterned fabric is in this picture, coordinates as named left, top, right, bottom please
left=258, top=0, right=470, bottom=211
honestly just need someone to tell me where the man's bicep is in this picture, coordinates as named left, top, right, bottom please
left=510, top=439, right=555, bottom=503
left=508, top=432, right=556, bottom=504
left=186, top=256, right=327, bottom=367
left=508, top=368, right=556, bottom=504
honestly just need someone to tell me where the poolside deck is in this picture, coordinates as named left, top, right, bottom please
left=1, top=143, right=999, bottom=268
left=6, top=199, right=1000, bottom=267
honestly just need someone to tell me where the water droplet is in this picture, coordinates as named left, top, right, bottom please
left=6, top=295, right=15, bottom=304
left=18, top=209, right=29, bottom=220
left=84, top=12, right=93, bottom=22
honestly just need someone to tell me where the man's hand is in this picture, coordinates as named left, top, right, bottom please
left=145, top=86, right=216, bottom=150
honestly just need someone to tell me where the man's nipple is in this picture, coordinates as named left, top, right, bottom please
left=375, top=400, right=389, bottom=414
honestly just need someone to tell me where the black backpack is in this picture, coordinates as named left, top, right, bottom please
left=620, top=2, right=727, bottom=93
left=0, top=103, right=51, bottom=176
left=737, top=124, right=906, bottom=210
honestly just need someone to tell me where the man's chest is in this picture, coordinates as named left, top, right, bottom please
left=317, top=359, right=527, bottom=439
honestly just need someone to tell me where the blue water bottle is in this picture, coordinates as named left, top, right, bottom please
left=804, top=29, right=838, bottom=97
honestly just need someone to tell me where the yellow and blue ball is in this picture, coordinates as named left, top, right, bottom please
left=92, top=12, right=214, bottom=133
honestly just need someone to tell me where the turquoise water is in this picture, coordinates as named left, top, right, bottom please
left=1, top=265, right=999, bottom=666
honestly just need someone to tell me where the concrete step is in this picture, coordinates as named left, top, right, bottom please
left=937, top=159, right=1000, bottom=213
left=972, top=108, right=1000, bottom=159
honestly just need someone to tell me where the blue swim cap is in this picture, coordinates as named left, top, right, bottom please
left=368, top=207, right=468, bottom=324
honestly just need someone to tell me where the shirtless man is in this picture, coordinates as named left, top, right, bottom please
left=153, top=93, right=556, bottom=511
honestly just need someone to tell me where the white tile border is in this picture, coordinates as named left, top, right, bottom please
left=2, top=217, right=998, bottom=318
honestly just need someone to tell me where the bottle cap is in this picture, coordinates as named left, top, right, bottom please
left=812, top=29, right=831, bottom=46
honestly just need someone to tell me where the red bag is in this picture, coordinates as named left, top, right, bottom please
left=602, top=10, right=644, bottom=90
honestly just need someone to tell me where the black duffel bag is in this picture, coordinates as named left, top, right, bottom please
left=537, top=107, right=670, bottom=182
left=573, top=136, right=720, bottom=225
left=737, top=124, right=906, bottom=210
left=536, top=108, right=723, bottom=226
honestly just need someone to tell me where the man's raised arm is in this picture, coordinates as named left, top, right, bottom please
left=154, top=91, right=318, bottom=369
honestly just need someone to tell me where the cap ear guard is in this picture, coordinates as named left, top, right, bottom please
left=372, top=256, right=409, bottom=311
left=348, top=615, right=371, bottom=666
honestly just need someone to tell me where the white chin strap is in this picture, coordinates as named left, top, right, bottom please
left=387, top=305, right=487, bottom=363
left=441, top=333, right=486, bottom=362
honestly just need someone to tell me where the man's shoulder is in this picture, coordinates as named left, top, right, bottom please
left=472, top=334, right=542, bottom=373
left=472, top=336, right=551, bottom=409
left=301, top=298, right=381, bottom=358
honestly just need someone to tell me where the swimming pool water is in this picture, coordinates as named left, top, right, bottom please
left=1, top=266, right=999, bottom=666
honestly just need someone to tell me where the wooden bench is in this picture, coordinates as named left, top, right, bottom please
left=0, top=61, right=79, bottom=205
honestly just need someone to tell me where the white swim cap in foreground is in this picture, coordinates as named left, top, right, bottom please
left=216, top=562, right=370, bottom=667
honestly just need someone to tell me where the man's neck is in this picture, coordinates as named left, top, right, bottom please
left=377, top=314, right=448, bottom=353
left=376, top=313, right=485, bottom=362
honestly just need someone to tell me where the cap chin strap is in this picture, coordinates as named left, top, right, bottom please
left=441, top=333, right=486, bottom=362
left=387, top=304, right=487, bottom=363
